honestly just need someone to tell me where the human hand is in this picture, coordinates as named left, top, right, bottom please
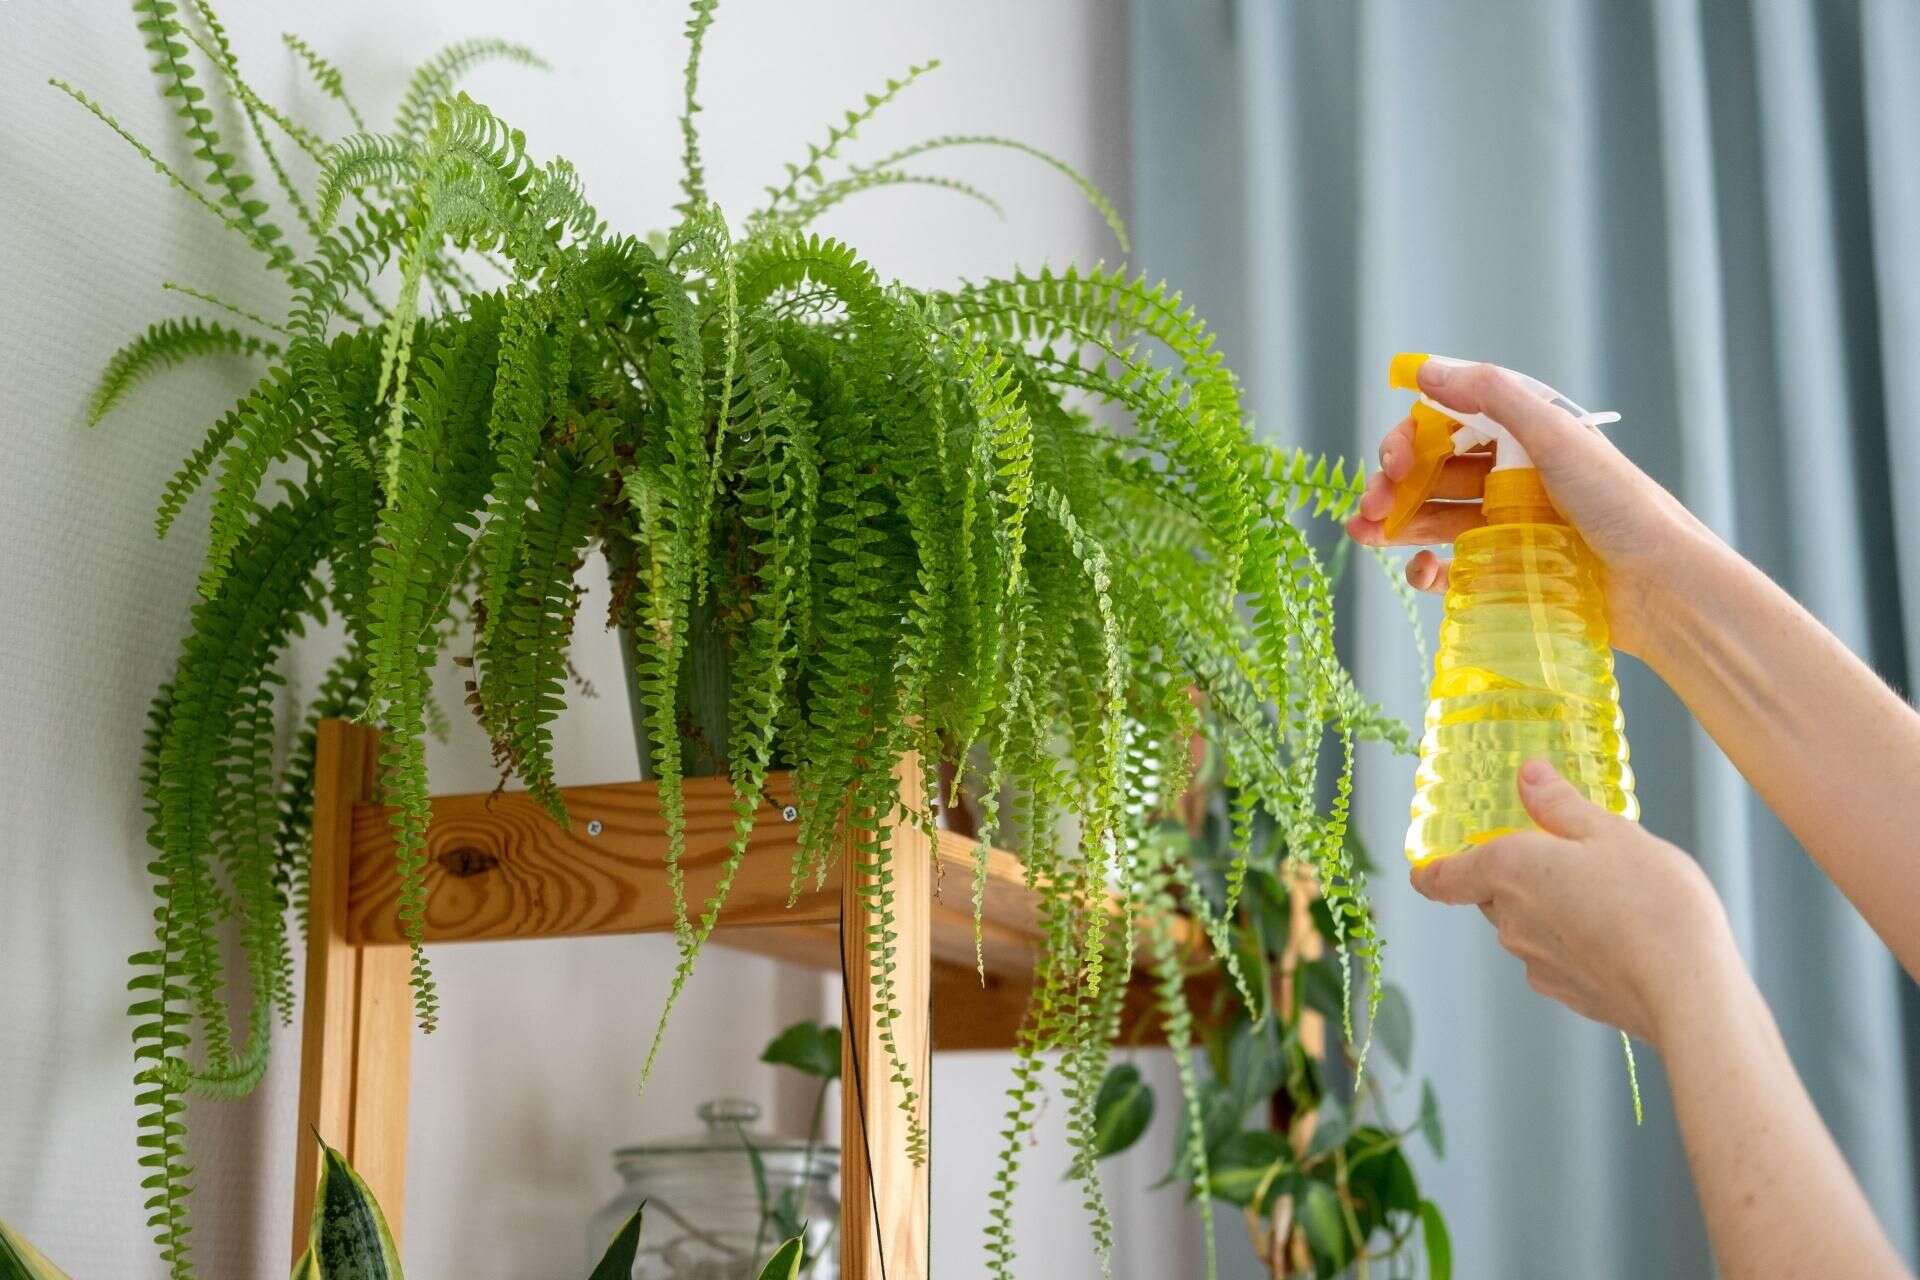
left=1409, top=759, right=1740, bottom=1048
left=1344, top=360, right=1712, bottom=657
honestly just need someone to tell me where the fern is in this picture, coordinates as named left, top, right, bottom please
left=393, top=38, right=548, bottom=143
left=675, top=0, right=719, bottom=214
left=865, top=134, right=1130, bottom=252
left=755, top=58, right=941, bottom=217
left=160, top=282, right=291, bottom=337
left=134, top=0, right=290, bottom=267
left=88, top=6, right=1416, bottom=1276
left=283, top=33, right=365, bottom=131
left=89, top=317, right=279, bottom=425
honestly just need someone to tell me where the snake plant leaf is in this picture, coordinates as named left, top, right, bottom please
left=754, top=1236, right=805, bottom=1280
left=0, top=1218, right=74, bottom=1280
left=294, top=1135, right=405, bottom=1279
left=585, top=1204, right=643, bottom=1280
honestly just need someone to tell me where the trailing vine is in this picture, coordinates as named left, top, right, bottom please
left=67, top=4, right=1413, bottom=1276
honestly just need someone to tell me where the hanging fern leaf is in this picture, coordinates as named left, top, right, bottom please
left=132, top=0, right=290, bottom=267
left=90, top=317, right=279, bottom=426
left=392, top=37, right=548, bottom=143
left=283, top=33, right=365, bottom=131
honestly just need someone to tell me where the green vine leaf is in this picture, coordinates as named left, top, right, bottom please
left=1090, top=1063, right=1154, bottom=1160
left=760, top=1021, right=842, bottom=1081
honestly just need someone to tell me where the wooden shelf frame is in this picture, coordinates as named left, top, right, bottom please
left=290, top=718, right=1188, bottom=1279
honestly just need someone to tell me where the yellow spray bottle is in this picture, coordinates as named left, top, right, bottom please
left=1386, top=353, right=1639, bottom=865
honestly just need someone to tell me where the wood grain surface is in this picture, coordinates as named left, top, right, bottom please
left=345, top=772, right=822, bottom=943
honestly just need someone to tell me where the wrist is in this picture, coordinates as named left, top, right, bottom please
left=1614, top=515, right=1738, bottom=669
left=1642, top=902, right=1754, bottom=1058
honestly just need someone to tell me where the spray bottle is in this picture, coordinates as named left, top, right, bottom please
left=1387, top=353, right=1639, bottom=864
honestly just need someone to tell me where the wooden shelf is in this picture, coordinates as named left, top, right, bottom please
left=343, top=764, right=1197, bottom=1050
left=294, top=719, right=1200, bottom=1280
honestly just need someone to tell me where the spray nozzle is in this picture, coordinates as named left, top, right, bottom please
left=1380, top=353, right=1621, bottom=538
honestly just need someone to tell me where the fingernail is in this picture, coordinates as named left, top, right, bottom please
left=1519, top=759, right=1552, bottom=785
left=1419, top=361, right=1451, bottom=389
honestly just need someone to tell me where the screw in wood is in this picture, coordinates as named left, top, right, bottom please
left=586, top=819, right=604, bottom=837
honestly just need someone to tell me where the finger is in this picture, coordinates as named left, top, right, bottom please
left=1516, top=759, right=1614, bottom=840
left=1410, top=843, right=1513, bottom=906
left=1406, top=549, right=1451, bottom=594
left=1358, top=452, right=1491, bottom=526
left=1378, top=417, right=1415, bottom=480
left=1348, top=500, right=1487, bottom=548
left=1416, top=361, right=1602, bottom=471
left=1355, top=471, right=1396, bottom=522
left=1431, top=452, right=1495, bottom=497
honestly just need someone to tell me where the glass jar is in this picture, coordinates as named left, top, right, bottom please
left=587, top=1097, right=838, bottom=1279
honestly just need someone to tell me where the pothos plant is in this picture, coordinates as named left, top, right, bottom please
left=64, top=2, right=1414, bottom=1276
left=1095, top=742, right=1450, bottom=1279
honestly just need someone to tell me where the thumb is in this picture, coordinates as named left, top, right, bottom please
left=1516, top=758, right=1612, bottom=839
left=1410, top=842, right=1508, bottom=905
left=1416, top=361, right=1603, bottom=474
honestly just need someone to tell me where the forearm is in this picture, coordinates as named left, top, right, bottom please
left=1635, top=526, right=1920, bottom=978
left=1656, top=948, right=1906, bottom=1279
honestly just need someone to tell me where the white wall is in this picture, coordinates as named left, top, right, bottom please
left=0, top=2, right=1200, bottom=1277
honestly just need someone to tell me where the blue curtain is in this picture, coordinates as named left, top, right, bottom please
left=1128, top=1, right=1920, bottom=1275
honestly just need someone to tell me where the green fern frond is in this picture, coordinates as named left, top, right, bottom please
left=783, top=169, right=1005, bottom=231
left=90, top=317, right=279, bottom=426
left=51, top=79, right=291, bottom=276
left=160, top=283, right=291, bottom=337
left=368, top=296, right=505, bottom=1029
left=869, top=134, right=1129, bottom=252
left=197, top=368, right=309, bottom=597
left=283, top=32, right=365, bottom=131
left=317, top=131, right=421, bottom=226
left=476, top=449, right=600, bottom=814
left=675, top=0, right=720, bottom=214
left=183, top=5, right=320, bottom=242
left=757, top=58, right=940, bottom=214
left=393, top=37, right=548, bottom=142
left=133, top=0, right=291, bottom=267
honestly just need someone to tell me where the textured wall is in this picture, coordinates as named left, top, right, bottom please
left=0, top=2, right=1195, bottom=1277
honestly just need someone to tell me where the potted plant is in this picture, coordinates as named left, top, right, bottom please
left=1095, top=749, right=1451, bottom=1278
left=62, top=1, right=1413, bottom=1274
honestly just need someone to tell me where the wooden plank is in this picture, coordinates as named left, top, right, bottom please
left=839, top=753, right=931, bottom=1280
left=346, top=942, right=414, bottom=1236
left=293, top=720, right=387, bottom=1260
left=345, top=773, right=818, bottom=944
left=715, top=829, right=1214, bottom=1051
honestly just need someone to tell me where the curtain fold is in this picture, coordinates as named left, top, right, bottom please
left=1129, top=2, right=1919, bottom=1275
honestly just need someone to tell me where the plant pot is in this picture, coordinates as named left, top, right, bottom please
left=619, top=597, right=734, bottom=781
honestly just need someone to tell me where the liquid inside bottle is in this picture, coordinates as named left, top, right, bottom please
left=1404, top=512, right=1638, bottom=863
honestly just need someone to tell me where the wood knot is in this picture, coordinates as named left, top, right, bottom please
left=438, top=846, right=499, bottom=878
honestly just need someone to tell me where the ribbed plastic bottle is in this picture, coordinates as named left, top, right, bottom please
left=1385, top=353, right=1639, bottom=863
